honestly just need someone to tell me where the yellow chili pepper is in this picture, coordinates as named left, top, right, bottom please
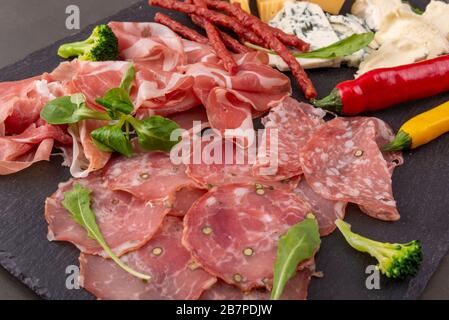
left=384, top=100, right=449, bottom=151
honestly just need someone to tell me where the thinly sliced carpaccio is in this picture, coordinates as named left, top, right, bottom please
left=293, top=180, right=346, bottom=236
left=104, top=151, right=195, bottom=201
left=300, top=117, right=402, bottom=221
left=201, top=265, right=315, bottom=300
left=253, top=98, right=326, bottom=181
left=186, top=135, right=300, bottom=191
left=183, top=184, right=312, bottom=291
left=79, top=217, right=217, bottom=300
left=45, top=173, right=170, bottom=257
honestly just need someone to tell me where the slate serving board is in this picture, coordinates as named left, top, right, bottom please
left=0, top=0, right=448, bottom=300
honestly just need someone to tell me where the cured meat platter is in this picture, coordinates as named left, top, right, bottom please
left=1, top=0, right=449, bottom=300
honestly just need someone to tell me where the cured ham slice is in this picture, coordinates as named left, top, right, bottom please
left=108, top=22, right=185, bottom=72
left=168, top=187, right=208, bottom=217
left=50, top=60, right=131, bottom=109
left=166, top=106, right=209, bottom=130
left=64, top=120, right=111, bottom=178
left=0, top=124, right=71, bottom=175
left=300, top=117, right=402, bottom=221
left=186, top=134, right=299, bottom=191
left=182, top=39, right=217, bottom=64
left=201, top=266, right=314, bottom=300
left=134, top=65, right=200, bottom=116
left=104, top=151, right=194, bottom=201
left=183, top=184, right=312, bottom=291
left=79, top=217, right=216, bottom=300
left=0, top=77, right=63, bottom=135
left=45, top=173, right=170, bottom=257
left=293, top=180, right=346, bottom=236
left=253, top=98, right=326, bottom=181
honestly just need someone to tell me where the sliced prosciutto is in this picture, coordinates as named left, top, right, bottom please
left=300, top=117, right=403, bottom=221
left=79, top=217, right=216, bottom=300
left=186, top=134, right=299, bottom=191
left=0, top=77, right=63, bottom=135
left=45, top=173, right=170, bottom=257
left=50, top=60, right=132, bottom=109
left=166, top=106, right=209, bottom=131
left=168, top=187, right=208, bottom=217
left=201, top=266, right=315, bottom=300
left=293, top=180, right=346, bottom=236
left=104, top=151, right=194, bottom=201
left=108, top=22, right=185, bottom=72
left=134, top=65, right=200, bottom=116
left=253, top=98, right=325, bottom=181
left=0, top=124, right=71, bottom=175
left=65, top=120, right=112, bottom=178
left=183, top=184, right=312, bottom=291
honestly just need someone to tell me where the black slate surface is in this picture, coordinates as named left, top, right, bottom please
left=0, top=0, right=448, bottom=300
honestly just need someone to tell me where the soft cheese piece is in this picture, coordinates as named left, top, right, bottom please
left=357, top=38, right=427, bottom=75
left=422, top=0, right=449, bottom=40
left=327, top=14, right=377, bottom=67
left=269, top=2, right=340, bottom=50
left=351, top=0, right=412, bottom=31
left=375, top=10, right=449, bottom=58
left=268, top=2, right=341, bottom=70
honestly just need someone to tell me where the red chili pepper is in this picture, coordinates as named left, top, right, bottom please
left=312, top=55, right=449, bottom=115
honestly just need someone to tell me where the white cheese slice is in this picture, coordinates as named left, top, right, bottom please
left=351, top=0, right=412, bottom=31
left=422, top=0, right=449, bottom=40
left=376, top=10, right=449, bottom=58
left=357, top=38, right=428, bottom=76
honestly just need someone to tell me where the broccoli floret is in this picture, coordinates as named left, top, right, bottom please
left=335, top=219, right=422, bottom=279
left=58, top=25, right=119, bottom=61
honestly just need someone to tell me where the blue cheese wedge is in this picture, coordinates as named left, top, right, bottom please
left=269, top=2, right=340, bottom=50
left=327, top=14, right=377, bottom=67
left=268, top=2, right=341, bottom=69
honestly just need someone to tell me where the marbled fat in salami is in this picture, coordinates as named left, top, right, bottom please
left=183, top=184, right=312, bottom=291
left=253, top=98, right=325, bottom=181
left=300, top=117, right=402, bottom=221
left=79, top=217, right=216, bottom=300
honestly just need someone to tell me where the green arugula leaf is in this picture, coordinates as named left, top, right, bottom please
left=62, top=184, right=151, bottom=281
left=91, top=120, right=133, bottom=157
left=245, top=32, right=374, bottom=60
left=41, top=95, right=110, bottom=125
left=127, top=115, right=181, bottom=152
left=120, top=64, right=136, bottom=93
left=95, top=87, right=134, bottom=119
left=271, top=215, right=321, bottom=300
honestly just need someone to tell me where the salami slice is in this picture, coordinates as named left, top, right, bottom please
left=104, top=151, right=194, bottom=201
left=168, top=187, right=208, bottom=217
left=253, top=98, right=325, bottom=181
left=201, top=266, right=314, bottom=300
left=293, top=180, right=346, bottom=236
left=79, top=217, right=216, bottom=300
left=183, top=184, right=312, bottom=291
left=300, top=117, right=402, bottom=221
left=45, top=174, right=170, bottom=257
left=186, top=134, right=300, bottom=191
